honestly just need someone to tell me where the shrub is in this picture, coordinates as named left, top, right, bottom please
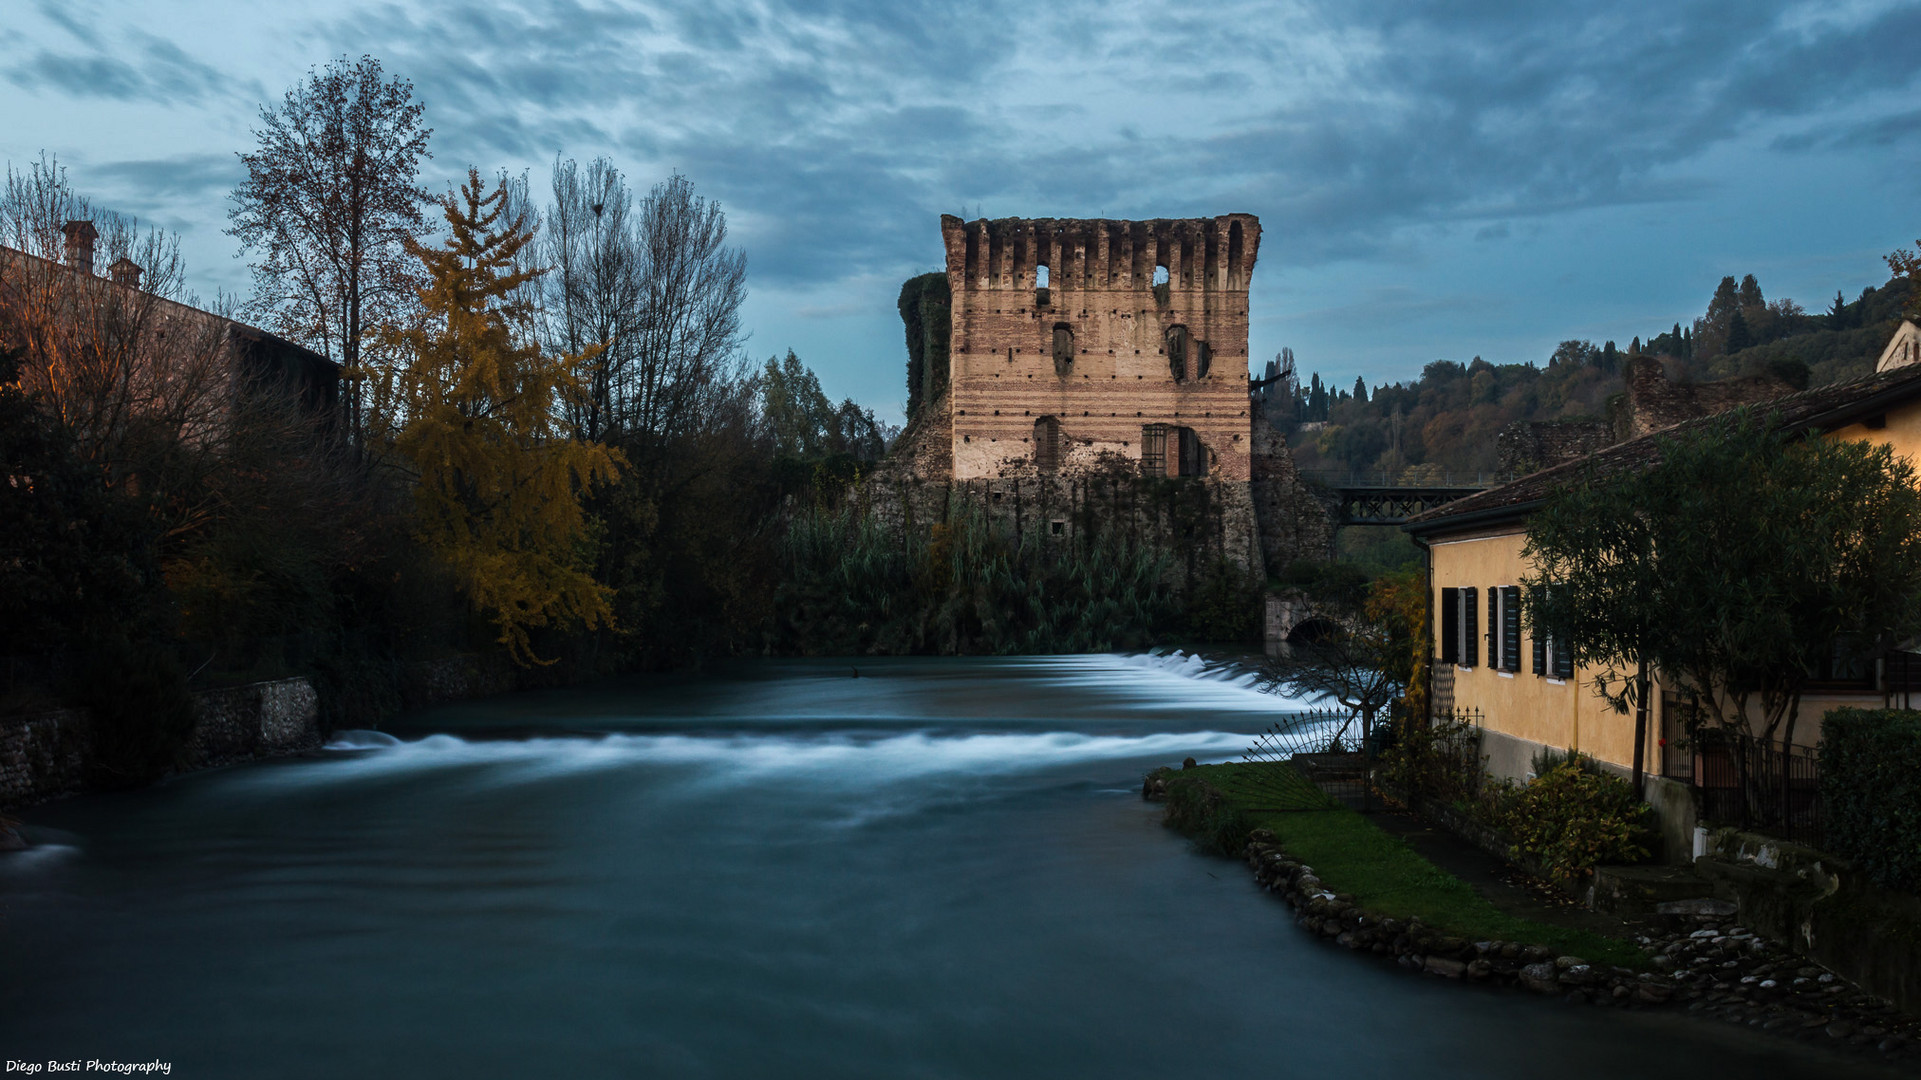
left=1491, top=757, right=1651, bottom=884
left=1820, top=708, right=1921, bottom=892
left=1378, top=710, right=1482, bottom=807
left=1157, top=768, right=1254, bottom=855
left=77, top=637, right=198, bottom=788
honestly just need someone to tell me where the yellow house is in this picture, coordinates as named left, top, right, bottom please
left=1403, top=336, right=1921, bottom=791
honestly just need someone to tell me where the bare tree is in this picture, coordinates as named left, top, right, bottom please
left=0, top=153, right=228, bottom=485
left=626, top=174, right=747, bottom=451
left=228, top=54, right=431, bottom=455
left=532, top=161, right=746, bottom=452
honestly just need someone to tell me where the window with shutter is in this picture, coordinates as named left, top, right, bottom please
left=1502, top=586, right=1521, bottom=672
left=1463, top=587, right=1478, bottom=668
left=1440, top=588, right=1459, bottom=664
left=1529, top=585, right=1546, bottom=675
left=1554, top=635, right=1573, bottom=679
left=1487, top=587, right=1499, bottom=668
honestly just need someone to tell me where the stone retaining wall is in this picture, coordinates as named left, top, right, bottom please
left=0, top=676, right=321, bottom=809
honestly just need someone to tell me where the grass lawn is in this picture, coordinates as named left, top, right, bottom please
left=1175, top=763, right=1646, bottom=968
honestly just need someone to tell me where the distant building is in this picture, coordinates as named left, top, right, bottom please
left=873, top=214, right=1332, bottom=578
left=0, top=219, right=339, bottom=442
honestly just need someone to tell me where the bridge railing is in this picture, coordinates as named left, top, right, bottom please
left=1297, top=469, right=1510, bottom=489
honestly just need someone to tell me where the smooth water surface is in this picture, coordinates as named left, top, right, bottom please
left=0, top=655, right=1896, bottom=1077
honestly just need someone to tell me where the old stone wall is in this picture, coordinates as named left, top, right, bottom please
left=1496, top=420, right=1616, bottom=477
left=0, top=708, right=92, bottom=808
left=1, top=676, right=321, bottom=808
left=1250, top=398, right=1334, bottom=571
left=860, top=471, right=1266, bottom=580
left=1620, top=356, right=1798, bottom=439
left=941, top=215, right=1260, bottom=482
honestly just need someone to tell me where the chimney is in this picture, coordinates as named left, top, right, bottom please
left=62, top=220, right=97, bottom=275
left=108, top=256, right=143, bottom=290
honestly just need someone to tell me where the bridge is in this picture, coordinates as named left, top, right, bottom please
left=1324, top=485, right=1488, bottom=527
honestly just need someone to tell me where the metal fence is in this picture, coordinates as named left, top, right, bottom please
left=1240, top=706, right=1373, bottom=811
left=1690, top=729, right=1824, bottom=846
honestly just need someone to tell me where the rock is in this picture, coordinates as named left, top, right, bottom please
left=1828, top=1021, right=1856, bottom=1039
left=1424, top=956, right=1468, bottom=979
left=1520, top=962, right=1561, bottom=995
left=1181, top=757, right=1196, bottom=769
left=1554, top=955, right=1587, bottom=971
left=1634, top=985, right=1673, bottom=1005
left=1467, top=959, right=1493, bottom=980
left=1654, top=898, right=1737, bottom=918
left=0, top=827, right=25, bottom=852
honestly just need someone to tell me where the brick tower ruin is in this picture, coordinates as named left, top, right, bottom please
left=940, top=214, right=1259, bottom=481
left=867, top=212, right=1330, bottom=580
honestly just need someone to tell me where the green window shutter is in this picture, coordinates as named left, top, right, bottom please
left=1554, top=635, right=1573, bottom=679
left=1502, top=586, right=1521, bottom=672
left=1529, top=585, right=1546, bottom=675
left=1463, top=587, right=1478, bottom=667
left=1487, top=587, right=1499, bottom=668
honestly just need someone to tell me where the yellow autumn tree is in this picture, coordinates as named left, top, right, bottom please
left=377, top=168, right=623, bottom=665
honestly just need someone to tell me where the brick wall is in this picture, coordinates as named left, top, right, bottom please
left=941, top=215, right=1259, bottom=482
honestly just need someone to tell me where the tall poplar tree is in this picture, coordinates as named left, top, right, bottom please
left=229, top=54, right=432, bottom=457
left=377, top=170, right=624, bottom=665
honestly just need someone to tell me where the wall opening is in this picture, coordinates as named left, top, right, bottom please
left=1034, top=415, right=1060, bottom=473
left=1140, top=423, right=1167, bottom=477
left=1052, top=323, right=1075, bottom=377
left=1228, top=220, right=1244, bottom=287
left=1035, top=264, right=1050, bottom=287
left=1175, top=426, right=1207, bottom=477
left=964, top=227, right=978, bottom=283
left=1167, top=324, right=1189, bottom=381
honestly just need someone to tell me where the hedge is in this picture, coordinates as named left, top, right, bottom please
left=1820, top=708, right=1921, bottom=892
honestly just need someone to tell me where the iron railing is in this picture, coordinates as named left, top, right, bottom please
left=1691, top=729, right=1823, bottom=846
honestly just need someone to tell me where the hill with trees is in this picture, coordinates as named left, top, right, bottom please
left=1276, top=270, right=1914, bottom=486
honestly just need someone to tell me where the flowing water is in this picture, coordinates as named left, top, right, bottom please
left=0, top=655, right=1897, bottom=1077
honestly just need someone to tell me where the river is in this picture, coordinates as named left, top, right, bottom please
left=0, top=655, right=1897, bottom=1077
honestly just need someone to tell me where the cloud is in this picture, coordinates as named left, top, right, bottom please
left=3, top=27, right=235, bottom=104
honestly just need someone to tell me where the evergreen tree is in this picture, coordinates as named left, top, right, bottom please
left=376, top=169, right=625, bottom=665
left=1725, top=306, right=1753, bottom=353
left=1739, top=273, right=1765, bottom=312
left=1601, top=340, right=1620, bottom=372
left=1829, top=290, right=1849, bottom=330
left=1353, top=375, right=1368, bottom=404
left=1308, top=373, right=1328, bottom=421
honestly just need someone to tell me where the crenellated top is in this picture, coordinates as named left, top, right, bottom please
left=939, top=214, right=1260, bottom=294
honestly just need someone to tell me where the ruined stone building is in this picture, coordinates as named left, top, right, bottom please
left=871, top=214, right=1331, bottom=579
left=942, top=214, right=1259, bottom=481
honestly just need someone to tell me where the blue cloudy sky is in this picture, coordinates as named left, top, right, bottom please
left=4, top=0, right=1920, bottom=421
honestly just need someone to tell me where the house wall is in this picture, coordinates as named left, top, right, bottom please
left=1428, top=520, right=1889, bottom=781
left=940, top=215, right=1258, bottom=482
left=1427, top=528, right=1635, bottom=780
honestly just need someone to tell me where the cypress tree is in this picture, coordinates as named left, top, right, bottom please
left=1726, top=307, right=1753, bottom=353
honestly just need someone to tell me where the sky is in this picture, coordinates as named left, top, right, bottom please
left=4, top=0, right=1920, bottom=423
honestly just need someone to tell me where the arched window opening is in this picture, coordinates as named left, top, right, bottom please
left=1195, top=339, right=1211, bottom=380
left=1152, top=263, right=1170, bottom=305
left=1034, top=263, right=1051, bottom=306
left=1152, top=264, right=1169, bottom=286
left=1035, top=264, right=1050, bottom=287
left=1034, top=415, right=1061, bottom=473
left=1167, top=325, right=1189, bottom=381
left=1052, top=323, right=1075, bottom=377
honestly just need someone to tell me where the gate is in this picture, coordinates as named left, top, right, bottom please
left=1237, top=706, right=1374, bottom=812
